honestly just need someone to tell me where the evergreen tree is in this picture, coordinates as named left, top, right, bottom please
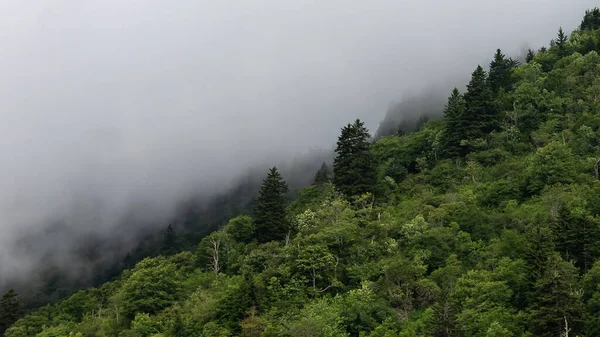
left=529, top=254, right=584, bottom=337
left=161, top=224, right=179, bottom=255
left=526, top=49, right=536, bottom=63
left=313, top=162, right=332, bottom=186
left=333, top=119, right=376, bottom=197
left=556, top=27, right=569, bottom=57
left=0, top=289, right=24, bottom=334
left=580, top=8, right=600, bottom=30
left=463, top=65, right=495, bottom=140
left=253, top=167, right=289, bottom=243
left=488, top=49, right=516, bottom=94
left=441, top=88, right=466, bottom=158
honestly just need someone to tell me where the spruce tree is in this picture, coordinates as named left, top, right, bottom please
left=313, top=162, right=332, bottom=186
left=581, top=8, right=600, bottom=30
left=556, top=27, right=569, bottom=57
left=0, top=289, right=24, bottom=334
left=526, top=49, right=536, bottom=63
left=161, top=224, right=179, bottom=255
left=253, top=167, right=289, bottom=243
left=333, top=119, right=376, bottom=197
left=488, top=49, right=517, bottom=94
left=441, top=88, right=466, bottom=158
left=463, top=65, right=495, bottom=140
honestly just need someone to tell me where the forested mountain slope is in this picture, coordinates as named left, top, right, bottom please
left=6, top=8, right=600, bottom=337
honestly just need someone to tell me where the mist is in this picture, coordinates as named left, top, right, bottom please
left=0, top=1, right=597, bottom=288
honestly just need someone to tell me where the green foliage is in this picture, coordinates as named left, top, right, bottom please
left=224, top=215, right=255, bottom=244
left=314, top=162, right=333, bottom=186
left=0, top=290, right=24, bottom=334
left=117, top=257, right=184, bottom=319
left=464, top=65, right=495, bottom=139
left=253, top=167, right=290, bottom=243
left=333, top=119, right=377, bottom=197
left=10, top=9, right=600, bottom=337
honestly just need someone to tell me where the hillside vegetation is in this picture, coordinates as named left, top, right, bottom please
left=6, top=8, right=600, bottom=337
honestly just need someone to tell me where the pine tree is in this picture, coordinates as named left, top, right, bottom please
left=253, top=167, right=289, bottom=243
left=529, top=253, right=584, bottom=337
left=0, top=289, right=24, bottom=334
left=313, top=162, right=332, bottom=186
left=441, top=88, right=466, bottom=158
left=526, top=49, right=536, bottom=63
left=333, top=119, right=376, bottom=197
left=556, top=27, right=569, bottom=57
left=463, top=65, right=495, bottom=140
left=161, top=224, right=179, bottom=255
left=488, top=49, right=516, bottom=94
left=581, top=8, right=600, bottom=30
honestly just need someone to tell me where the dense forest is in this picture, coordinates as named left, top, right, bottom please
left=5, top=8, right=600, bottom=337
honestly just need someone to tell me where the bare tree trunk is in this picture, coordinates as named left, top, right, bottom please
left=209, top=236, right=221, bottom=277
left=113, top=304, right=120, bottom=323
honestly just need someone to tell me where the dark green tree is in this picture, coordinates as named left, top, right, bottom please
left=441, top=88, right=466, bottom=158
left=463, top=65, right=495, bottom=140
left=161, top=224, right=179, bottom=255
left=581, top=8, right=600, bottom=30
left=333, top=119, right=377, bottom=197
left=528, top=253, right=584, bottom=337
left=488, top=49, right=517, bottom=94
left=253, top=167, right=289, bottom=243
left=526, top=49, right=536, bottom=63
left=556, top=27, right=569, bottom=57
left=313, top=162, right=332, bottom=186
left=0, top=289, right=24, bottom=334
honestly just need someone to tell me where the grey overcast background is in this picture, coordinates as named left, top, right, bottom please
left=0, top=0, right=597, bottom=284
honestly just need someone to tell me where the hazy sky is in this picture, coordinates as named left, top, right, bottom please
left=0, top=0, right=597, bottom=282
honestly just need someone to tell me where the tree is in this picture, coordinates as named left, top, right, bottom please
left=581, top=8, right=600, bottom=30
left=528, top=253, right=584, bottom=337
left=441, top=88, right=466, bottom=157
left=526, top=49, right=536, bottom=63
left=333, top=119, right=376, bottom=197
left=161, top=224, right=179, bottom=255
left=488, top=49, right=517, bottom=94
left=0, top=289, right=24, bottom=334
left=463, top=65, right=495, bottom=140
left=556, top=27, right=569, bottom=57
left=118, top=257, right=183, bottom=318
left=253, top=167, right=289, bottom=243
left=314, top=162, right=332, bottom=186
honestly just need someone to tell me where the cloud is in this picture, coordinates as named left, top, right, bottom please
left=0, top=0, right=595, bottom=285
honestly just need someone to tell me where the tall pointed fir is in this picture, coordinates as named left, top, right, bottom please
left=441, top=88, right=466, bottom=158
left=161, top=224, right=179, bottom=255
left=253, top=167, right=289, bottom=243
left=314, top=162, right=332, bottom=186
left=556, top=27, right=569, bottom=57
left=463, top=65, right=495, bottom=140
left=333, top=119, right=376, bottom=197
left=488, top=49, right=517, bottom=94
left=526, top=49, right=536, bottom=63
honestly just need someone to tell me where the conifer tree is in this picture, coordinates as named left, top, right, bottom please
left=488, top=49, right=515, bottom=94
left=526, top=49, right=536, bottom=63
left=161, top=224, right=179, bottom=255
left=313, top=162, right=332, bottom=186
left=556, top=27, right=569, bottom=57
left=0, top=289, right=24, bottom=334
left=441, top=88, right=466, bottom=158
left=333, top=119, right=376, bottom=197
left=581, top=8, right=600, bottom=30
left=463, top=65, right=495, bottom=140
left=253, top=167, right=289, bottom=243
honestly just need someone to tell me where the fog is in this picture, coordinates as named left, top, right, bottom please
left=0, top=1, right=596, bottom=287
